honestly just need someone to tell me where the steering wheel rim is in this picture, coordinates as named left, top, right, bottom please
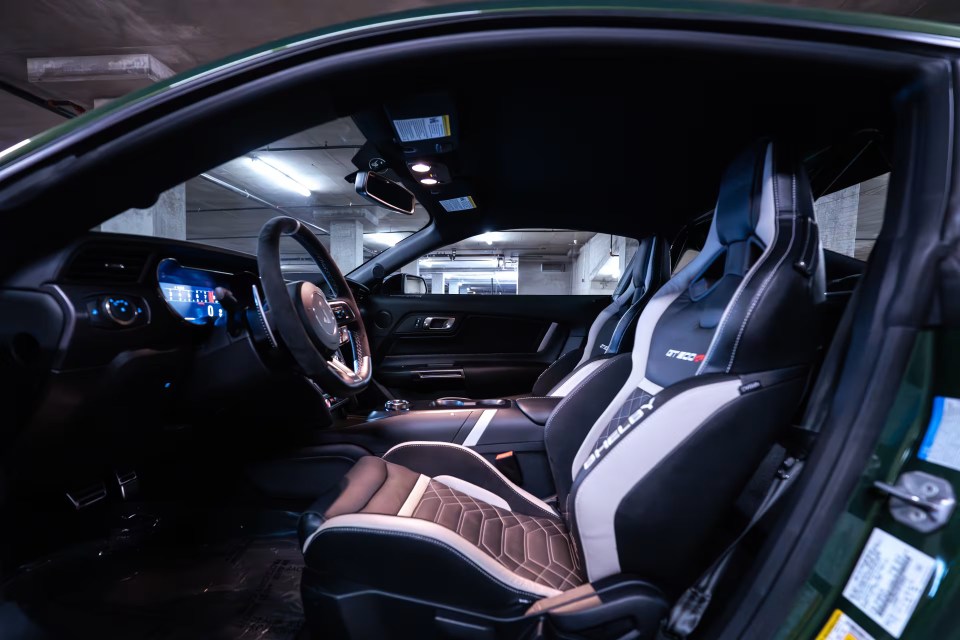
left=257, top=216, right=372, bottom=396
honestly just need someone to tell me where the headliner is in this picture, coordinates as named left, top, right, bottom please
left=351, top=43, right=899, bottom=243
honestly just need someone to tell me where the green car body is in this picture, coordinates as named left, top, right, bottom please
left=2, top=3, right=959, bottom=638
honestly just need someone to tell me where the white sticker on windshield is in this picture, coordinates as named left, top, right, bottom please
left=841, top=528, right=935, bottom=638
left=439, top=196, right=477, bottom=212
left=918, top=396, right=960, bottom=471
left=392, top=115, right=451, bottom=142
left=815, top=609, right=875, bottom=640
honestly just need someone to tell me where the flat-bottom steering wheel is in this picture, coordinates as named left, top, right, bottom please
left=257, top=216, right=372, bottom=396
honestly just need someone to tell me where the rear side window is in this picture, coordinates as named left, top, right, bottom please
left=814, top=173, right=889, bottom=261
left=673, top=172, right=889, bottom=267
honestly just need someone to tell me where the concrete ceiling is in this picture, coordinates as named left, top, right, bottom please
left=3, top=0, right=960, bottom=151
left=0, top=0, right=925, bottom=266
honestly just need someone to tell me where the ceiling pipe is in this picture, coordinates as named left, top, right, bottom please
left=198, top=172, right=328, bottom=234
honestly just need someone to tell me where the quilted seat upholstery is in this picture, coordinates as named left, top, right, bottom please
left=411, top=480, right=584, bottom=591
left=304, top=456, right=584, bottom=594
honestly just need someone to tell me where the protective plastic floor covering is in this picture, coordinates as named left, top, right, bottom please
left=0, top=509, right=306, bottom=639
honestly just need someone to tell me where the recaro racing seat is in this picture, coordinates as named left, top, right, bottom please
left=299, top=140, right=824, bottom=638
left=525, top=236, right=670, bottom=398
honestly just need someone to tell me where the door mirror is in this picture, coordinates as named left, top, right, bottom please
left=355, top=171, right=416, bottom=215
left=382, top=273, right=427, bottom=295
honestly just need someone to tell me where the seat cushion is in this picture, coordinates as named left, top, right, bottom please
left=411, top=479, right=584, bottom=591
left=301, top=456, right=585, bottom=607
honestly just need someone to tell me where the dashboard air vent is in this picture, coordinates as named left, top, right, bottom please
left=62, top=246, right=151, bottom=283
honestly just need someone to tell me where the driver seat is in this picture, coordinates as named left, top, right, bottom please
left=299, top=140, right=824, bottom=638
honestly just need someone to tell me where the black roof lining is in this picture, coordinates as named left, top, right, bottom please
left=350, top=40, right=906, bottom=242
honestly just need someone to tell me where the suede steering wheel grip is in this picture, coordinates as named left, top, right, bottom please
left=257, top=216, right=372, bottom=396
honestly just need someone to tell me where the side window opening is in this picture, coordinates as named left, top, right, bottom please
left=397, top=230, right=639, bottom=295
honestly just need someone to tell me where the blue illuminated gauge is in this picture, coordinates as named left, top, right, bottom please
left=156, top=258, right=228, bottom=326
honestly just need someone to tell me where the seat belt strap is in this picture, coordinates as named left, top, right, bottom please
left=657, top=453, right=806, bottom=640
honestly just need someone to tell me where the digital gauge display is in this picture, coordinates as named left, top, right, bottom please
left=159, top=283, right=224, bottom=325
left=156, top=258, right=228, bottom=326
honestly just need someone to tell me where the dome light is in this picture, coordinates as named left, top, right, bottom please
left=411, top=162, right=432, bottom=173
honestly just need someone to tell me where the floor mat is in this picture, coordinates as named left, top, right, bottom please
left=1, top=509, right=306, bottom=640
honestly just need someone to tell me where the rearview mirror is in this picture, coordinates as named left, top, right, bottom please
left=355, top=171, right=416, bottom=215
left=382, top=273, right=427, bottom=295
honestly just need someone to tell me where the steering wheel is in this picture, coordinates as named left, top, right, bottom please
left=257, top=216, right=372, bottom=396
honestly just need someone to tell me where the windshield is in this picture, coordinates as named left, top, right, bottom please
left=94, top=116, right=431, bottom=275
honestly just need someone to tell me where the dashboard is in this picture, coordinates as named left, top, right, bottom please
left=0, top=232, right=356, bottom=498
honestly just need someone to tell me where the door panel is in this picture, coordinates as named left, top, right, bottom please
left=363, top=294, right=609, bottom=399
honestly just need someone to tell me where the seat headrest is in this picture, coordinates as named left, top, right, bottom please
left=714, top=139, right=772, bottom=246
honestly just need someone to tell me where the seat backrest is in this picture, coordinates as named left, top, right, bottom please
left=563, top=140, right=824, bottom=594
left=537, top=236, right=670, bottom=398
left=578, top=236, right=671, bottom=365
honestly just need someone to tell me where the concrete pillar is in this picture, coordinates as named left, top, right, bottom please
left=400, top=260, right=420, bottom=276
left=98, top=184, right=186, bottom=240
left=431, top=274, right=445, bottom=294
left=572, top=233, right=617, bottom=295
left=814, top=183, right=860, bottom=257
left=329, top=218, right=365, bottom=273
left=518, top=258, right=572, bottom=295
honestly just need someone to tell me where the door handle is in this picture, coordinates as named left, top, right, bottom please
left=413, top=369, right=464, bottom=379
left=423, top=316, right=455, bottom=330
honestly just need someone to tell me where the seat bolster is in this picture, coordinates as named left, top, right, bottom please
left=531, top=348, right=584, bottom=396
left=382, top=441, right=558, bottom=517
left=304, top=513, right=562, bottom=606
left=312, top=455, right=426, bottom=524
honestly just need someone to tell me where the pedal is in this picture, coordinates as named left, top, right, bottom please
left=115, top=469, right=139, bottom=500
left=65, top=483, right=107, bottom=510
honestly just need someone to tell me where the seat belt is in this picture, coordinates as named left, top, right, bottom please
left=657, top=426, right=817, bottom=640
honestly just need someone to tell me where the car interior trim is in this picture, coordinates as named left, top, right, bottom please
left=396, top=473, right=431, bottom=517
left=461, top=408, right=498, bottom=447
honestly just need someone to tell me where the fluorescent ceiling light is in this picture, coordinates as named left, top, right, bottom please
left=598, top=255, right=621, bottom=280
left=411, top=162, right=431, bottom=173
left=0, top=138, right=31, bottom=160
left=246, top=156, right=312, bottom=197
left=366, top=232, right=410, bottom=247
